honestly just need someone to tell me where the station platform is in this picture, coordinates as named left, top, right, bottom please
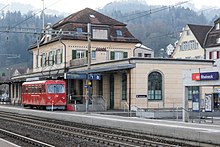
left=0, top=105, right=219, bottom=146
left=0, top=138, right=20, bottom=147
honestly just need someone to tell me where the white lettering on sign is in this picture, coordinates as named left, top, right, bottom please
left=201, top=75, right=213, bottom=79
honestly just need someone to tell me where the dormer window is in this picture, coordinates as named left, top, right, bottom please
left=217, top=37, right=220, bottom=44
left=216, top=23, right=220, bottom=30
left=116, top=30, right=123, bottom=37
left=76, top=27, right=83, bottom=33
left=186, top=30, right=190, bottom=35
left=92, top=28, right=108, bottom=40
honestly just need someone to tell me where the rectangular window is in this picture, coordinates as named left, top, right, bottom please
left=116, top=30, right=123, bottom=37
left=186, top=30, right=190, bottom=35
left=56, top=49, right=62, bottom=64
left=209, top=52, right=212, bottom=59
left=41, top=53, right=46, bottom=67
left=181, top=41, right=188, bottom=50
left=189, top=40, right=196, bottom=50
left=92, top=29, right=108, bottom=40
left=188, top=86, right=199, bottom=100
left=217, top=38, right=220, bottom=44
left=138, top=53, right=142, bottom=57
left=48, top=51, right=54, bottom=66
left=216, top=23, right=220, bottom=30
left=76, top=27, right=83, bottom=33
left=115, top=52, right=124, bottom=60
left=144, top=54, right=151, bottom=57
left=110, top=51, right=127, bottom=60
left=91, top=51, right=96, bottom=60
left=76, top=50, right=85, bottom=59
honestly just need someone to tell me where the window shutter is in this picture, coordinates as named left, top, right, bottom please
left=86, top=51, right=88, bottom=57
left=217, top=51, right=220, bottom=59
left=61, top=53, right=63, bottom=63
left=55, top=51, right=57, bottom=64
left=40, top=56, right=42, bottom=67
left=52, top=51, right=55, bottom=65
left=72, top=50, right=76, bottom=59
left=110, top=51, right=115, bottom=60
left=123, top=52, right=128, bottom=58
left=209, top=52, right=212, bottom=59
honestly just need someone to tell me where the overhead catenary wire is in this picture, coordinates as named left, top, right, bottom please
left=6, top=0, right=62, bottom=29
left=0, top=4, right=9, bottom=12
left=123, top=1, right=190, bottom=22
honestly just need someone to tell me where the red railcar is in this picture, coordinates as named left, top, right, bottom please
left=22, top=80, right=66, bottom=110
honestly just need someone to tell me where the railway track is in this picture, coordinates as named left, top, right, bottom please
left=0, top=128, right=55, bottom=147
left=0, top=111, right=193, bottom=146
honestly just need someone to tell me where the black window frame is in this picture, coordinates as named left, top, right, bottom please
left=148, top=72, right=162, bottom=100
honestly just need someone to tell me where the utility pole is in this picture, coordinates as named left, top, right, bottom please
left=86, top=23, right=91, bottom=113
left=42, top=0, right=45, bottom=30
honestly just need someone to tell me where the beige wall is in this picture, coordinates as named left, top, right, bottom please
left=130, top=60, right=213, bottom=109
left=32, top=40, right=137, bottom=72
left=173, top=25, right=204, bottom=59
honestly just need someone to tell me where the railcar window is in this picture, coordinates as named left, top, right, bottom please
left=39, top=85, right=42, bottom=93
left=28, top=86, right=31, bottom=93
left=22, top=86, right=26, bottom=93
left=47, top=84, right=65, bottom=93
left=42, top=85, right=46, bottom=93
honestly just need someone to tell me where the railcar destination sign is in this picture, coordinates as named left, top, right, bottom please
left=192, top=72, right=219, bottom=81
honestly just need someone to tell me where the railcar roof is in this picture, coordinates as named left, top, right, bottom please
left=22, top=80, right=65, bottom=85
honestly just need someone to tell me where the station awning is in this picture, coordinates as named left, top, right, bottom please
left=72, top=63, right=135, bottom=74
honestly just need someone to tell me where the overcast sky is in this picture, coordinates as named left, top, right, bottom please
left=1, top=0, right=220, bottom=14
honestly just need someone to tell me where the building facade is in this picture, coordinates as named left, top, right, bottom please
left=10, top=8, right=214, bottom=111
left=204, top=18, right=220, bottom=66
left=172, top=24, right=212, bottom=59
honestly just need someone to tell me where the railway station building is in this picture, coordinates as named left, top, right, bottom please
left=9, top=8, right=215, bottom=111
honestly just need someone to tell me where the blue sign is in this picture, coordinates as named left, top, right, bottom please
left=200, top=72, right=219, bottom=81
left=64, top=73, right=87, bottom=79
left=88, top=74, right=101, bottom=80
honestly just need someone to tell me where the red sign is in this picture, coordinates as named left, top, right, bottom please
left=192, top=73, right=200, bottom=81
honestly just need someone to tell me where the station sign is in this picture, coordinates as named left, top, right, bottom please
left=64, top=73, right=101, bottom=80
left=64, top=73, right=87, bottom=80
left=88, top=74, right=101, bottom=80
left=136, top=95, right=147, bottom=98
left=192, top=72, right=219, bottom=81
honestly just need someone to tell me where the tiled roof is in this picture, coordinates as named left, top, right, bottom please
left=51, top=8, right=139, bottom=43
left=53, top=8, right=125, bottom=28
left=204, top=18, right=220, bottom=48
left=188, top=24, right=212, bottom=47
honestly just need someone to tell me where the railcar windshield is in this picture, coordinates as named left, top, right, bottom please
left=47, top=84, right=65, bottom=93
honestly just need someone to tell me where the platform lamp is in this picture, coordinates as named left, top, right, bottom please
left=133, top=43, right=142, bottom=57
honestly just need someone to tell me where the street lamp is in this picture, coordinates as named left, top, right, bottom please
left=133, top=43, right=154, bottom=57
left=6, top=68, right=12, bottom=80
left=133, top=43, right=142, bottom=57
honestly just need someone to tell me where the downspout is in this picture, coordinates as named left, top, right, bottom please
left=128, top=59, right=132, bottom=114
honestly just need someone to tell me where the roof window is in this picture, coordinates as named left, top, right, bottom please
left=116, top=30, right=123, bottom=37
left=76, top=27, right=83, bottom=33
left=90, top=14, right=95, bottom=18
left=216, top=23, right=220, bottom=30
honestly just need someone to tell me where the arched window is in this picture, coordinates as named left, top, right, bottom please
left=148, top=72, right=162, bottom=100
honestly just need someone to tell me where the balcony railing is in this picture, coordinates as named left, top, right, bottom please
left=69, top=58, right=88, bottom=67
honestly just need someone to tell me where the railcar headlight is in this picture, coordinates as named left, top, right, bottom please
left=62, top=97, right=65, bottom=100
left=48, top=97, right=51, bottom=100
